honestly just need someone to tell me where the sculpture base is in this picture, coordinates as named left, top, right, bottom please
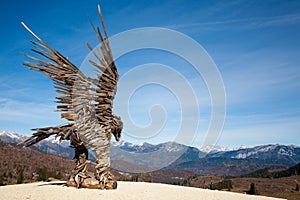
left=67, top=176, right=117, bottom=190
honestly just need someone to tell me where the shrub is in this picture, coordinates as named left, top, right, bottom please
left=210, top=179, right=233, bottom=191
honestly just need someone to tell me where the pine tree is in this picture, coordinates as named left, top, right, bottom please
left=17, top=169, right=24, bottom=184
left=0, top=175, right=4, bottom=186
left=37, top=167, right=48, bottom=181
left=247, top=183, right=258, bottom=195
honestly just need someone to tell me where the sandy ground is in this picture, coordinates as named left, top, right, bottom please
left=0, top=181, right=285, bottom=200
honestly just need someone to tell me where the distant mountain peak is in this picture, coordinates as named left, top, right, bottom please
left=206, top=143, right=300, bottom=160
left=0, top=131, right=23, bottom=143
left=200, top=144, right=247, bottom=153
left=0, top=131, right=21, bottom=138
left=1, top=130, right=300, bottom=177
left=0, top=130, right=75, bottom=159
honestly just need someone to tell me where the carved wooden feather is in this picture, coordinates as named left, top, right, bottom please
left=19, top=4, right=122, bottom=189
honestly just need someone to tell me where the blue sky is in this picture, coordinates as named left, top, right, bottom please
left=0, top=0, right=300, bottom=148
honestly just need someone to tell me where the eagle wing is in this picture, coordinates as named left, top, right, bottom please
left=87, top=5, right=119, bottom=125
left=20, top=4, right=119, bottom=147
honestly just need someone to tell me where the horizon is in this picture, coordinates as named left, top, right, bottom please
left=0, top=0, right=300, bottom=149
left=1, top=130, right=299, bottom=150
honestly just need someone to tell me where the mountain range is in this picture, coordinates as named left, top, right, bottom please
left=0, top=131, right=75, bottom=159
left=1, top=131, right=299, bottom=176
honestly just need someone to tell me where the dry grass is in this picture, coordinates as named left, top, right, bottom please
left=231, top=176, right=300, bottom=200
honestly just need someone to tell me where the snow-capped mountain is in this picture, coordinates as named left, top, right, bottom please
left=112, top=140, right=159, bottom=153
left=2, top=131, right=299, bottom=161
left=116, top=142, right=299, bottom=176
left=110, top=141, right=206, bottom=172
left=0, top=131, right=24, bottom=143
left=171, top=144, right=300, bottom=176
left=1, top=131, right=300, bottom=176
left=207, top=144, right=300, bottom=159
left=200, top=144, right=247, bottom=153
left=0, top=131, right=76, bottom=159
left=111, top=141, right=190, bottom=154
left=112, top=141, right=247, bottom=155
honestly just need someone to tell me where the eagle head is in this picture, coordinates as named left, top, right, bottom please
left=112, top=115, right=123, bottom=142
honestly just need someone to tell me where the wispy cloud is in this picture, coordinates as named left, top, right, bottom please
left=220, top=47, right=300, bottom=106
left=167, top=14, right=300, bottom=31
left=219, top=114, right=300, bottom=147
left=0, top=97, right=64, bottom=135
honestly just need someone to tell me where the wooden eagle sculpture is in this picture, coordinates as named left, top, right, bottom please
left=19, top=4, right=123, bottom=189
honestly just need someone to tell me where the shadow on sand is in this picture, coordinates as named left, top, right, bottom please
left=38, top=182, right=67, bottom=187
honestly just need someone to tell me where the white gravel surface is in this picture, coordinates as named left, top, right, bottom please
left=0, top=181, right=286, bottom=200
